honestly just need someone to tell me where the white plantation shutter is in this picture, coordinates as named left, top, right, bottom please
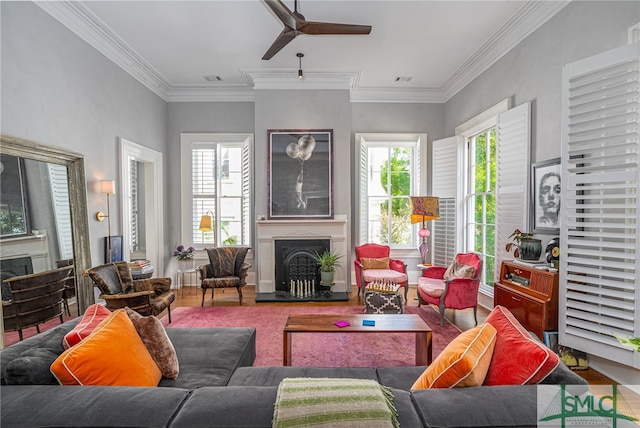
left=48, top=163, right=74, bottom=259
left=495, top=103, right=531, bottom=275
left=561, top=42, right=640, bottom=368
left=241, top=143, right=251, bottom=244
left=432, top=136, right=461, bottom=266
left=358, top=141, right=369, bottom=243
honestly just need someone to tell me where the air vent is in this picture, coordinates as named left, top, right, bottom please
left=394, top=76, right=412, bottom=82
left=204, top=75, right=223, bottom=82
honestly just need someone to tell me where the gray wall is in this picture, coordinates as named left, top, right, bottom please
left=1, top=2, right=168, bottom=266
left=444, top=1, right=639, bottom=162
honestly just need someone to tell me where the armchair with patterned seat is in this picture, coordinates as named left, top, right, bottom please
left=85, top=261, right=175, bottom=323
left=197, top=247, right=251, bottom=306
left=417, top=252, right=482, bottom=327
left=354, top=243, right=408, bottom=301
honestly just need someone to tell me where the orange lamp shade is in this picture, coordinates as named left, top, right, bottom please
left=410, top=196, right=440, bottom=224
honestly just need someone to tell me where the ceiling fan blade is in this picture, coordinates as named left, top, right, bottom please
left=263, top=0, right=300, bottom=30
left=262, top=29, right=297, bottom=60
left=299, top=21, right=372, bottom=35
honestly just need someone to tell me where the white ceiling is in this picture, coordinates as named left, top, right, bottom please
left=37, top=1, right=569, bottom=102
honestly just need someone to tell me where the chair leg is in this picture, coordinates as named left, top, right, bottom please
left=438, top=303, right=446, bottom=327
left=237, top=287, right=243, bottom=305
left=167, top=306, right=172, bottom=324
left=473, top=305, right=478, bottom=326
left=201, top=288, right=206, bottom=307
left=36, top=325, right=41, bottom=334
left=18, top=329, right=23, bottom=341
left=403, top=284, right=408, bottom=303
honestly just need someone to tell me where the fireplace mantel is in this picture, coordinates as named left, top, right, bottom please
left=256, top=215, right=348, bottom=293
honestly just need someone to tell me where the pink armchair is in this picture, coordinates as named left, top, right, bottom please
left=354, top=243, right=408, bottom=301
left=417, top=252, right=482, bottom=326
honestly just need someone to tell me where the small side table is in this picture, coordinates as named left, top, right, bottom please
left=176, top=268, right=198, bottom=297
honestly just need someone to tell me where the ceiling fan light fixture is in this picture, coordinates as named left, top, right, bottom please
left=297, top=52, right=304, bottom=79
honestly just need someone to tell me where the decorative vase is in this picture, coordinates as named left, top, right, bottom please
left=178, top=259, right=194, bottom=272
left=320, top=271, right=334, bottom=284
left=519, top=238, right=542, bottom=261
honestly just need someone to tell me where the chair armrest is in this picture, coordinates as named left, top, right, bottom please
left=389, top=258, right=406, bottom=273
left=196, top=264, right=212, bottom=280
left=354, top=260, right=363, bottom=269
left=99, top=290, right=154, bottom=300
left=422, top=266, right=447, bottom=279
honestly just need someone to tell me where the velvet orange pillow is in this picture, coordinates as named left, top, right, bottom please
left=125, top=308, right=179, bottom=379
left=411, top=323, right=497, bottom=389
left=51, top=309, right=162, bottom=386
left=361, top=257, right=390, bottom=270
left=483, top=305, right=559, bottom=385
left=62, top=304, right=112, bottom=349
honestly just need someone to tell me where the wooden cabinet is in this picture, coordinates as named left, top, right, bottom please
left=494, top=261, right=558, bottom=340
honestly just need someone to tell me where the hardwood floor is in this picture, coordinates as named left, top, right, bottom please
left=172, top=283, right=614, bottom=385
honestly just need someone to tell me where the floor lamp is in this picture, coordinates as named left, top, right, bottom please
left=410, top=196, right=440, bottom=266
left=96, top=180, right=115, bottom=262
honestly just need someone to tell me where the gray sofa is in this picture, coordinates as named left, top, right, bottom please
left=1, top=317, right=587, bottom=428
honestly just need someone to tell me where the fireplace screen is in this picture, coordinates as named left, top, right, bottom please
left=274, top=239, right=330, bottom=295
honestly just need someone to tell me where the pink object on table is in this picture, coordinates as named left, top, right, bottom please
left=335, top=320, right=350, bottom=328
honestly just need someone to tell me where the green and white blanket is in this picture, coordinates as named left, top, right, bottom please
left=272, top=377, right=398, bottom=428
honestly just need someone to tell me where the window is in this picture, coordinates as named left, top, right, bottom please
left=465, top=128, right=496, bottom=288
left=356, top=133, right=424, bottom=247
left=181, top=133, right=252, bottom=248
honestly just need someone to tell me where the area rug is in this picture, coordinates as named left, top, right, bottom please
left=161, top=305, right=462, bottom=367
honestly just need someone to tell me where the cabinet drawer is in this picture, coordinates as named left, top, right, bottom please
left=495, top=288, right=545, bottom=338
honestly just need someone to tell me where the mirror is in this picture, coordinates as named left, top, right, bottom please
left=0, top=135, right=93, bottom=316
left=0, top=154, right=30, bottom=237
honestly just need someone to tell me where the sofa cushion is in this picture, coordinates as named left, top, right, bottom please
left=483, top=305, right=559, bottom=385
left=412, top=323, right=497, bottom=389
left=361, top=257, right=390, bottom=270
left=0, top=385, right=190, bottom=428
left=159, top=327, right=256, bottom=389
left=51, top=309, right=162, bottom=386
left=125, top=308, right=179, bottom=379
left=62, top=303, right=111, bottom=349
left=228, top=366, right=378, bottom=386
left=3, top=348, right=59, bottom=385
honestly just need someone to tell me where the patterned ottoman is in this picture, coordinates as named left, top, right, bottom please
left=364, top=283, right=404, bottom=314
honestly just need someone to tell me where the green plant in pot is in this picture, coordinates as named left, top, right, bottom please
left=505, top=229, right=543, bottom=261
left=313, top=250, right=343, bottom=284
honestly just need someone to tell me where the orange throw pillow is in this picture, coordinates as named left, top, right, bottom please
left=411, top=323, right=497, bottom=389
left=62, top=304, right=112, bottom=349
left=361, top=257, right=390, bottom=270
left=483, top=305, right=559, bottom=385
left=51, top=309, right=162, bottom=386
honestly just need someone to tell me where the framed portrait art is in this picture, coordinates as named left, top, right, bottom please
left=268, top=129, right=333, bottom=219
left=531, top=158, right=561, bottom=234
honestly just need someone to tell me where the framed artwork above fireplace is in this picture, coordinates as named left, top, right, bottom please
left=267, top=129, right=333, bottom=220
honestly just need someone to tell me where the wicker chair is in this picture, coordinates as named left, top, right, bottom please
left=85, top=261, right=175, bottom=323
left=2, top=266, right=72, bottom=341
left=197, top=247, right=250, bottom=306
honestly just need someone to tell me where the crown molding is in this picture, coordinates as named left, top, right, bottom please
left=440, top=0, right=570, bottom=102
left=37, top=0, right=569, bottom=104
left=35, top=1, right=171, bottom=100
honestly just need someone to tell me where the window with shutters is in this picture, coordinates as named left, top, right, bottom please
left=561, top=41, right=639, bottom=369
left=181, top=133, right=252, bottom=248
left=356, top=133, right=424, bottom=247
left=47, top=163, right=73, bottom=259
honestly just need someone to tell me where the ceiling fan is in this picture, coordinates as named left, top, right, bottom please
left=262, top=0, right=372, bottom=60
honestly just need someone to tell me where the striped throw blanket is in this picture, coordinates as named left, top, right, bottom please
left=272, top=378, right=398, bottom=428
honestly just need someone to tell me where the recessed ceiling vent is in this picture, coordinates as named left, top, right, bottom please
left=395, top=76, right=412, bottom=82
left=204, top=75, right=223, bottom=82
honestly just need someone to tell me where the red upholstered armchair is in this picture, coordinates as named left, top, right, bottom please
left=354, top=243, right=408, bottom=301
left=417, top=252, right=482, bottom=327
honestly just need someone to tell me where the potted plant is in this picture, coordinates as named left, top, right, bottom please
left=505, top=229, right=542, bottom=261
left=174, top=244, right=196, bottom=271
left=313, top=250, right=343, bottom=284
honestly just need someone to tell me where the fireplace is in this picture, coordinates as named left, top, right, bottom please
left=274, top=239, right=329, bottom=294
left=255, top=215, right=349, bottom=302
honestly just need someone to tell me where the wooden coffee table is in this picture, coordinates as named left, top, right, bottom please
left=283, top=314, right=432, bottom=366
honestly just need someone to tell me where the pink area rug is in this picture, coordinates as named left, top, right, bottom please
left=162, top=305, right=462, bottom=367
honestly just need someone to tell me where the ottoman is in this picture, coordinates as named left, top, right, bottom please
left=364, top=283, right=404, bottom=314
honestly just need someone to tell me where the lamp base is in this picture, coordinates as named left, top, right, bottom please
left=418, top=241, right=430, bottom=265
